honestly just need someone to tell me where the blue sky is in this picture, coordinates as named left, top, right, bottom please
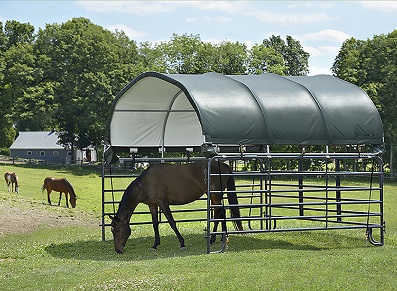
left=1, top=1, right=397, bottom=75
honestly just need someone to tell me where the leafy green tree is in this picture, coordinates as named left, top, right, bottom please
left=247, top=35, right=309, bottom=76
left=138, top=41, right=168, bottom=72
left=34, top=18, right=142, bottom=158
left=332, top=37, right=366, bottom=84
left=146, top=34, right=248, bottom=75
left=261, top=35, right=309, bottom=76
left=248, top=44, right=286, bottom=75
left=213, top=41, right=247, bottom=75
left=0, top=20, right=36, bottom=146
left=332, top=30, right=397, bottom=176
left=157, top=33, right=205, bottom=74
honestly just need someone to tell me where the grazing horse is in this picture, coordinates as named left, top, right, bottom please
left=110, top=160, right=243, bottom=254
left=42, top=177, right=77, bottom=208
left=4, top=172, right=19, bottom=193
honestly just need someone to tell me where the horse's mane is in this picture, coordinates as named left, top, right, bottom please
left=118, top=166, right=151, bottom=212
left=63, top=178, right=76, bottom=198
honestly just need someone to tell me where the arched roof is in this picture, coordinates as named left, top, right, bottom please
left=107, top=72, right=383, bottom=149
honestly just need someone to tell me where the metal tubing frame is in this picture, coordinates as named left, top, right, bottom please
left=101, top=156, right=207, bottom=241
left=101, top=150, right=385, bottom=253
left=206, top=152, right=385, bottom=253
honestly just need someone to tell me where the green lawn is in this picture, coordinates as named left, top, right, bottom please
left=0, top=163, right=396, bottom=290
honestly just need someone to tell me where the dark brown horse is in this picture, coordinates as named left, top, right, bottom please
left=42, top=177, right=77, bottom=208
left=4, top=172, right=19, bottom=193
left=110, top=160, right=243, bottom=254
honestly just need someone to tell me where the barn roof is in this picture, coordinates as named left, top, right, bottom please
left=107, top=72, right=384, bottom=149
left=10, top=131, right=65, bottom=150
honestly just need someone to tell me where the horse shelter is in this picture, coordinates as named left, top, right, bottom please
left=102, top=72, right=385, bottom=253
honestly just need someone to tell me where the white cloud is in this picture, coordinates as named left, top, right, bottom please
left=78, top=1, right=176, bottom=16
left=184, top=15, right=232, bottom=24
left=216, top=16, right=232, bottom=23
left=308, top=65, right=332, bottom=76
left=186, top=17, right=197, bottom=23
left=106, top=24, right=147, bottom=39
left=79, top=1, right=334, bottom=26
left=78, top=1, right=246, bottom=16
left=303, top=46, right=322, bottom=57
left=318, top=45, right=341, bottom=55
left=249, top=10, right=335, bottom=25
left=179, top=1, right=248, bottom=14
left=243, top=40, right=254, bottom=50
left=304, top=45, right=341, bottom=57
left=359, top=1, right=397, bottom=12
left=299, top=29, right=351, bottom=43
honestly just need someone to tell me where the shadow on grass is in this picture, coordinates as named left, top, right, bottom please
left=44, top=230, right=369, bottom=261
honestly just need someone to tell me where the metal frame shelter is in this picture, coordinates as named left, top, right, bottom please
left=102, top=71, right=385, bottom=253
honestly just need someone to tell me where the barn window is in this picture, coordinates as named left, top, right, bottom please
left=53, top=151, right=59, bottom=156
left=40, top=151, right=45, bottom=156
left=27, top=151, right=32, bottom=156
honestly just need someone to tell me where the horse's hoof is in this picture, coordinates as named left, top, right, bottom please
left=180, top=246, right=188, bottom=251
left=149, top=247, right=157, bottom=251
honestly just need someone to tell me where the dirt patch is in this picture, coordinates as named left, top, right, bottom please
left=0, top=193, right=99, bottom=236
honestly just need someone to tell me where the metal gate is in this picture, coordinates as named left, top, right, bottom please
left=101, top=150, right=385, bottom=253
left=101, top=156, right=207, bottom=242
left=206, top=151, right=385, bottom=253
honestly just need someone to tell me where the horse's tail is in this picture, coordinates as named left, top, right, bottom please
left=226, top=176, right=243, bottom=231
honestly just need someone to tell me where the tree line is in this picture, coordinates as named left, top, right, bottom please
left=1, top=17, right=396, bottom=175
left=332, top=30, right=397, bottom=176
left=0, top=17, right=308, bottom=153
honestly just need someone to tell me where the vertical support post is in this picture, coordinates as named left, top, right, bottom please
left=101, top=150, right=106, bottom=242
left=264, top=157, right=272, bottom=230
left=335, top=159, right=341, bottom=222
left=206, top=159, right=212, bottom=254
left=378, top=157, right=385, bottom=245
left=259, top=160, right=264, bottom=231
left=298, top=159, right=304, bottom=216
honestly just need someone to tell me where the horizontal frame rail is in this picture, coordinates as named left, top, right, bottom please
left=100, top=151, right=385, bottom=253
left=206, top=153, right=385, bottom=253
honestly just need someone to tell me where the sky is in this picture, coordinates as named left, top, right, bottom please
left=1, top=1, right=397, bottom=75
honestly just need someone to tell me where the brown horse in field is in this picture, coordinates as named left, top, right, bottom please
left=110, top=160, right=243, bottom=254
left=4, top=172, right=19, bottom=193
left=42, top=177, right=77, bottom=208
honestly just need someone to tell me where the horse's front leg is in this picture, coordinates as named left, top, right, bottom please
left=65, top=193, right=69, bottom=208
left=211, top=207, right=227, bottom=244
left=149, top=205, right=160, bottom=250
left=47, top=190, right=52, bottom=205
left=210, top=194, right=226, bottom=244
left=158, top=201, right=186, bottom=250
left=58, top=192, right=62, bottom=206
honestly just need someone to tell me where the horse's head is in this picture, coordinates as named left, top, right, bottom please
left=110, top=214, right=131, bottom=254
left=70, top=194, right=77, bottom=208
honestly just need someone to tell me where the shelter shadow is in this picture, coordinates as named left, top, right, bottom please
left=44, top=231, right=368, bottom=261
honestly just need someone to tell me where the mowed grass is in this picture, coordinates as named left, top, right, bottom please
left=0, top=163, right=397, bottom=290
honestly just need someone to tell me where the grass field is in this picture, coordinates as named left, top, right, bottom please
left=0, top=163, right=396, bottom=290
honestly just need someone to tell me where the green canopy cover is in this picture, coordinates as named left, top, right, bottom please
left=108, top=72, right=383, bottom=148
